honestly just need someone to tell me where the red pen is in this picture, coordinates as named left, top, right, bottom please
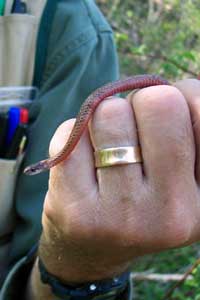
left=5, top=108, right=29, bottom=159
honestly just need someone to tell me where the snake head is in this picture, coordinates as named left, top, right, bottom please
left=24, top=160, right=49, bottom=176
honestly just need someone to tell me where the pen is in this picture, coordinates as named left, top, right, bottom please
left=6, top=107, right=20, bottom=147
left=11, top=0, right=27, bottom=14
left=6, top=108, right=29, bottom=159
left=0, top=112, right=8, bottom=157
left=0, top=0, right=6, bottom=15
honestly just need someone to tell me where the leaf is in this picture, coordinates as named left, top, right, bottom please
left=181, top=51, right=196, bottom=62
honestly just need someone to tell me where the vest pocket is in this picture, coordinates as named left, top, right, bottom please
left=0, top=154, right=25, bottom=279
left=0, top=154, right=24, bottom=237
left=0, top=13, right=38, bottom=86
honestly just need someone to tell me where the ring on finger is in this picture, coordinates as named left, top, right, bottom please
left=94, top=146, right=143, bottom=168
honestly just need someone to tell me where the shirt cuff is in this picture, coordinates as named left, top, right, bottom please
left=0, top=255, right=33, bottom=300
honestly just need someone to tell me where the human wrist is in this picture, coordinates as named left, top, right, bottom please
left=36, top=223, right=131, bottom=300
left=37, top=256, right=131, bottom=300
left=39, top=226, right=130, bottom=285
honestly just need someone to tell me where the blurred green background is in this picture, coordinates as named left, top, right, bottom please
left=98, top=0, right=200, bottom=80
left=97, top=1, right=200, bottom=299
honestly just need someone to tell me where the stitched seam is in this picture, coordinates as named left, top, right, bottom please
left=42, top=27, right=99, bottom=84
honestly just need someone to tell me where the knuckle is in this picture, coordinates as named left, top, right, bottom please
left=134, top=86, right=187, bottom=118
left=93, top=97, right=130, bottom=124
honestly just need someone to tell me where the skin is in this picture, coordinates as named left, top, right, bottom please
left=27, top=79, right=200, bottom=299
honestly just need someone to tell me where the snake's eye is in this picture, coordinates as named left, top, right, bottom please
left=24, top=164, right=40, bottom=175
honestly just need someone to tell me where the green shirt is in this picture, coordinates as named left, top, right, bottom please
left=0, top=1, right=132, bottom=299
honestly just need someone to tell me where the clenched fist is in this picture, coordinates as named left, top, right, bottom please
left=39, top=79, right=200, bottom=284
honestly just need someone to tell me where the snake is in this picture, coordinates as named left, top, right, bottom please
left=24, top=74, right=169, bottom=176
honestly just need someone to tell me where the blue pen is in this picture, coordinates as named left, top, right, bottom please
left=11, top=0, right=27, bottom=14
left=6, top=107, right=21, bottom=147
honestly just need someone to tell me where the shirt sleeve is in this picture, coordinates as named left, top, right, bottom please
left=0, top=1, right=133, bottom=299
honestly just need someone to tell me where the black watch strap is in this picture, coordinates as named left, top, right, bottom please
left=38, top=258, right=130, bottom=300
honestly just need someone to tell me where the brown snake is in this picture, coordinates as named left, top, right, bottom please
left=24, top=74, right=169, bottom=176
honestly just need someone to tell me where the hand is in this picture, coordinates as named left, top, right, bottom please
left=39, top=79, right=200, bottom=284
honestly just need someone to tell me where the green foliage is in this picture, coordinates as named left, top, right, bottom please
left=97, top=0, right=200, bottom=80
left=132, top=245, right=200, bottom=299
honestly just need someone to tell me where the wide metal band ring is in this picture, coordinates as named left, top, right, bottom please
left=94, top=146, right=142, bottom=168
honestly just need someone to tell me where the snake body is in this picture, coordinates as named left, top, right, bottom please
left=24, top=74, right=169, bottom=176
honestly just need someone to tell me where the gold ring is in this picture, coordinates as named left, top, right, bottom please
left=94, top=146, right=142, bottom=168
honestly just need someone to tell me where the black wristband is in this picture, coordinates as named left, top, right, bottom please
left=38, top=258, right=130, bottom=300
